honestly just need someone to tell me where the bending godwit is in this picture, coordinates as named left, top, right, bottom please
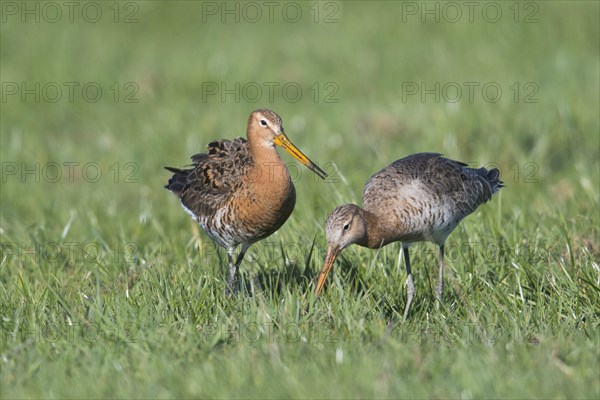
left=165, top=109, right=327, bottom=295
left=315, top=153, right=502, bottom=319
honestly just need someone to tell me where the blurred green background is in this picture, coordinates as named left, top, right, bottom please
left=1, top=1, right=598, bottom=398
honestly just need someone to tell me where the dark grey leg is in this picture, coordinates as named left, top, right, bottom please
left=403, top=246, right=415, bottom=320
left=225, top=244, right=249, bottom=297
left=435, top=244, right=445, bottom=309
left=225, top=246, right=238, bottom=297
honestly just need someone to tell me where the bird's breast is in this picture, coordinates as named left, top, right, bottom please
left=234, top=162, right=296, bottom=241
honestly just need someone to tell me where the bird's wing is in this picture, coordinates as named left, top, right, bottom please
left=363, top=153, right=495, bottom=216
left=166, top=138, right=253, bottom=218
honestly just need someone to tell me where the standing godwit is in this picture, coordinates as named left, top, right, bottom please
left=165, top=109, right=327, bottom=295
left=315, top=153, right=502, bottom=319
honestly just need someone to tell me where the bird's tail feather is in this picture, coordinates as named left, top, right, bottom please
left=164, top=166, right=191, bottom=198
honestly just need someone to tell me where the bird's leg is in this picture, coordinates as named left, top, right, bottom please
left=396, top=245, right=403, bottom=274
left=403, top=246, right=415, bottom=320
left=226, top=244, right=247, bottom=295
left=234, top=244, right=250, bottom=294
left=225, top=244, right=250, bottom=296
left=435, top=244, right=445, bottom=309
left=225, top=246, right=238, bottom=297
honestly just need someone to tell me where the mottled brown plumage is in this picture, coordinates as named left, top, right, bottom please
left=315, top=153, right=503, bottom=318
left=165, top=109, right=327, bottom=295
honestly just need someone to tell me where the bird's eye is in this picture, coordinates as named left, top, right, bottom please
left=260, top=119, right=268, bottom=127
left=343, top=223, right=350, bottom=231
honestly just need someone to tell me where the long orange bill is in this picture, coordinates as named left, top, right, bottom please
left=315, top=245, right=341, bottom=295
left=274, top=133, right=327, bottom=179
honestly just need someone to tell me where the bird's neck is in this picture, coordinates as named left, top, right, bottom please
left=248, top=137, right=291, bottom=189
left=359, top=208, right=397, bottom=249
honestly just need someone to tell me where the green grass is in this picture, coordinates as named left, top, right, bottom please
left=1, top=1, right=599, bottom=398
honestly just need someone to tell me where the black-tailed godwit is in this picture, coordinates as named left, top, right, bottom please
left=165, top=109, right=327, bottom=295
left=315, top=153, right=502, bottom=318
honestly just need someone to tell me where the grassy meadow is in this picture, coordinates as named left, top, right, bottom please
left=1, top=1, right=599, bottom=398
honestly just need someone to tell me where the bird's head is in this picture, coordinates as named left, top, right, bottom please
left=248, top=109, right=327, bottom=179
left=315, top=204, right=368, bottom=295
